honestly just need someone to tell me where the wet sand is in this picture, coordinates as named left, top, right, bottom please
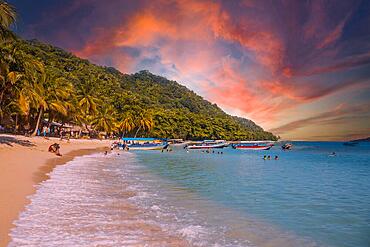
left=0, top=134, right=111, bottom=246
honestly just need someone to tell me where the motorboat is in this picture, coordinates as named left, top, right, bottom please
left=232, top=141, right=274, bottom=150
left=121, top=137, right=169, bottom=150
left=186, top=140, right=228, bottom=149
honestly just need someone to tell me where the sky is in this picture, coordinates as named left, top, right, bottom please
left=9, top=0, right=370, bottom=140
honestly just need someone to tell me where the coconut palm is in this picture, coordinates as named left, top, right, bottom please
left=23, top=74, right=73, bottom=136
left=76, top=83, right=100, bottom=116
left=134, top=110, right=154, bottom=138
left=0, top=1, right=16, bottom=42
left=91, top=106, right=117, bottom=134
left=117, top=113, right=135, bottom=137
left=0, top=58, right=23, bottom=116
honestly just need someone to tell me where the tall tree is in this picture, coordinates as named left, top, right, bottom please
left=134, top=110, right=154, bottom=138
left=91, top=106, right=117, bottom=134
left=117, top=113, right=135, bottom=137
left=76, top=82, right=101, bottom=130
left=0, top=0, right=16, bottom=43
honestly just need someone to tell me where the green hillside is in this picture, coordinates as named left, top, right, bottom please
left=1, top=39, right=277, bottom=140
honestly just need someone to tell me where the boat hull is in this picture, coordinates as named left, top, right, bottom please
left=232, top=142, right=273, bottom=150
left=186, top=143, right=228, bottom=149
left=127, top=143, right=169, bottom=150
left=233, top=145, right=272, bottom=150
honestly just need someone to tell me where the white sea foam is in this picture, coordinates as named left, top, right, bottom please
left=9, top=153, right=190, bottom=247
left=9, top=151, right=306, bottom=247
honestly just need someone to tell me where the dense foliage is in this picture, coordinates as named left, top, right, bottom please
left=0, top=1, right=277, bottom=140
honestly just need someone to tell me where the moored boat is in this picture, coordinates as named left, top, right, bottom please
left=168, top=139, right=186, bottom=146
left=121, top=137, right=169, bottom=150
left=232, top=141, right=274, bottom=150
left=186, top=140, right=228, bottom=149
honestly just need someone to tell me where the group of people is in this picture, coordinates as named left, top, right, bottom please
left=201, top=149, right=223, bottom=154
left=263, top=155, right=279, bottom=160
left=37, top=126, right=70, bottom=141
left=37, top=126, right=50, bottom=137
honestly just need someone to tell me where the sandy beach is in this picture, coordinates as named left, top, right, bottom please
left=0, top=134, right=111, bottom=246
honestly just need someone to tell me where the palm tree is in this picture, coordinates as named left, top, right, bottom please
left=0, top=42, right=44, bottom=131
left=76, top=83, right=100, bottom=116
left=134, top=110, right=154, bottom=138
left=91, top=106, right=117, bottom=134
left=18, top=77, right=47, bottom=134
left=0, top=57, right=23, bottom=117
left=0, top=1, right=16, bottom=42
left=17, top=72, right=72, bottom=136
left=76, top=83, right=101, bottom=132
left=117, top=113, right=135, bottom=137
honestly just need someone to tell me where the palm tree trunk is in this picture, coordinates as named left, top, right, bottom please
left=134, top=126, right=141, bottom=138
left=14, top=113, right=18, bottom=133
left=84, top=123, right=90, bottom=137
left=31, top=107, right=43, bottom=136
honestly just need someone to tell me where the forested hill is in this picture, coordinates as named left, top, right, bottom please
left=16, top=39, right=277, bottom=140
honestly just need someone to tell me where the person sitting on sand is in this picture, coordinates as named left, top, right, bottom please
left=48, top=143, right=61, bottom=156
left=263, top=155, right=267, bottom=160
left=275, top=155, right=279, bottom=160
left=267, top=155, right=271, bottom=160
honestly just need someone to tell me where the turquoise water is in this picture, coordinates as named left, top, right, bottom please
left=10, top=141, right=370, bottom=246
left=134, top=142, right=370, bottom=247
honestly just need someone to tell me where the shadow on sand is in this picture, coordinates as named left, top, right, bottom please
left=0, top=135, right=35, bottom=147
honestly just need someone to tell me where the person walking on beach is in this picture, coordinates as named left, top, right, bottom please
left=59, top=129, right=64, bottom=140
left=43, top=126, right=47, bottom=137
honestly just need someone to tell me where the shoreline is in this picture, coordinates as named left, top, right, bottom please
left=0, top=134, right=111, bottom=246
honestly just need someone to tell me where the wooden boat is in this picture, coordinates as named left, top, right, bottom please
left=186, top=140, right=228, bottom=149
left=232, top=141, right=274, bottom=150
left=121, top=137, right=169, bottom=150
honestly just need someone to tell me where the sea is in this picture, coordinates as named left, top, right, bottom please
left=9, top=142, right=370, bottom=247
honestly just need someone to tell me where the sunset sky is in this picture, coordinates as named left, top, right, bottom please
left=9, top=0, right=370, bottom=140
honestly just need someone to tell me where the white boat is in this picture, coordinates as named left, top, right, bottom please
left=168, top=139, right=187, bottom=146
left=232, top=141, right=274, bottom=150
left=121, top=138, right=169, bottom=150
left=186, top=140, right=228, bottom=149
